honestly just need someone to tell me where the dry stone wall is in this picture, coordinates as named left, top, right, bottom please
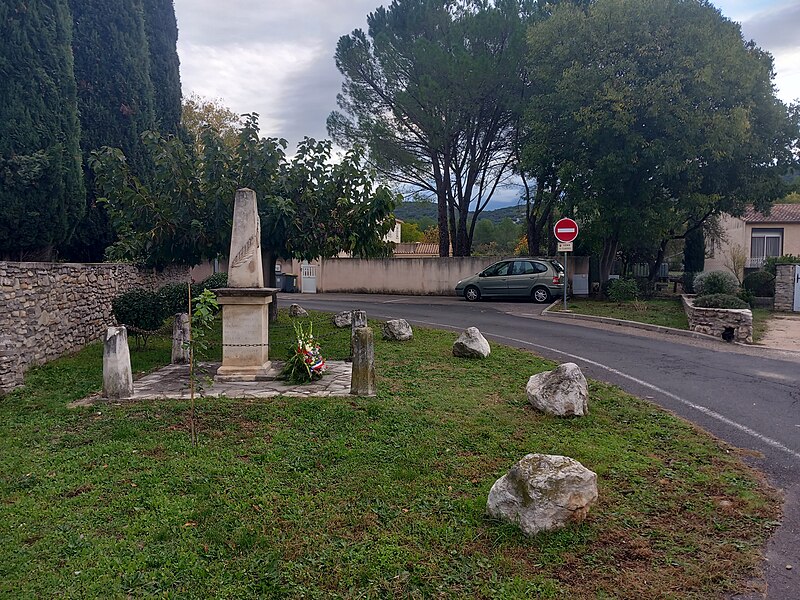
left=774, top=264, right=796, bottom=312
left=680, top=294, right=752, bottom=343
left=0, top=262, right=189, bottom=394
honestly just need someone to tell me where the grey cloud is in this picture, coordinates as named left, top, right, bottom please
left=175, top=0, right=378, bottom=47
left=740, top=3, right=800, bottom=51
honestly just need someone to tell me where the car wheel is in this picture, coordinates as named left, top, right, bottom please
left=532, top=286, right=551, bottom=304
left=464, top=285, right=481, bottom=302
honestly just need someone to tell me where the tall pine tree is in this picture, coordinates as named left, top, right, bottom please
left=142, top=0, right=182, bottom=135
left=62, top=0, right=156, bottom=261
left=0, top=0, right=85, bottom=260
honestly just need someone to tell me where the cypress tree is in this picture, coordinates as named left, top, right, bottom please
left=683, top=227, right=705, bottom=273
left=142, top=0, right=182, bottom=135
left=62, top=0, right=156, bottom=261
left=0, top=0, right=85, bottom=260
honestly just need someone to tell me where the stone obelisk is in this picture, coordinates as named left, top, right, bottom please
left=215, top=188, right=277, bottom=381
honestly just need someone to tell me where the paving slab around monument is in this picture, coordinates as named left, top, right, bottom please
left=127, top=361, right=353, bottom=401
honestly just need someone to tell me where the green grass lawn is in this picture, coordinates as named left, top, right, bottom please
left=555, top=298, right=690, bottom=329
left=555, top=298, right=773, bottom=343
left=0, top=310, right=779, bottom=598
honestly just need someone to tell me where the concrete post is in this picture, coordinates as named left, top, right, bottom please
left=103, top=326, right=133, bottom=399
left=350, top=326, right=376, bottom=397
left=171, top=313, right=190, bottom=364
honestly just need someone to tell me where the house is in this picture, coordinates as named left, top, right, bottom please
left=706, top=204, right=800, bottom=274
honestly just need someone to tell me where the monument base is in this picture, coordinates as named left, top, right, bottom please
left=214, top=287, right=278, bottom=383
left=215, top=362, right=278, bottom=382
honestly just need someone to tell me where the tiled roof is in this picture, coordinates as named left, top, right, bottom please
left=393, top=242, right=440, bottom=256
left=742, top=204, right=800, bottom=223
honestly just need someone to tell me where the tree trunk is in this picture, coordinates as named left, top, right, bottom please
left=598, top=239, right=619, bottom=284
left=265, top=251, right=278, bottom=322
left=648, top=238, right=669, bottom=282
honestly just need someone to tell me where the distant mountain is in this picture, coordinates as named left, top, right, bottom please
left=394, top=201, right=526, bottom=225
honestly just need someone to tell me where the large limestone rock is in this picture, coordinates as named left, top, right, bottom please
left=333, top=311, right=352, bottom=328
left=382, top=319, right=412, bottom=341
left=452, top=327, right=490, bottom=358
left=171, top=313, right=190, bottom=364
left=103, top=326, right=133, bottom=399
left=526, top=362, right=588, bottom=417
left=487, top=454, right=598, bottom=536
left=289, top=304, right=309, bottom=318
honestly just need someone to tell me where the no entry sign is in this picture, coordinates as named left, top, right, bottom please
left=554, top=218, right=579, bottom=243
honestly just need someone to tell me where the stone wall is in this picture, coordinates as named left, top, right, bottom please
left=0, top=262, right=189, bottom=394
left=774, top=264, right=796, bottom=312
left=680, top=295, right=753, bottom=343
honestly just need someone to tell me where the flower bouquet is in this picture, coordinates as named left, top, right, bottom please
left=281, top=321, right=327, bottom=383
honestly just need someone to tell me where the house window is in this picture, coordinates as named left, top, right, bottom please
left=749, top=228, right=783, bottom=267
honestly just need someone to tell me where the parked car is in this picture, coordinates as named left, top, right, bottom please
left=455, top=258, right=565, bottom=303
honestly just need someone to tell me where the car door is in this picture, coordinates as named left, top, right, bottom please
left=479, top=261, right=512, bottom=297
left=507, top=260, right=538, bottom=296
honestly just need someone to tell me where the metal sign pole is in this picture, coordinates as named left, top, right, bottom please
left=563, top=251, right=568, bottom=311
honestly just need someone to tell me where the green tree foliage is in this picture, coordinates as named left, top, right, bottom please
left=524, top=0, right=797, bottom=283
left=181, top=94, right=242, bottom=151
left=63, top=0, right=157, bottom=261
left=90, top=115, right=398, bottom=277
left=472, top=217, right=523, bottom=255
left=401, top=222, right=424, bottom=243
left=329, top=0, right=531, bottom=257
left=142, top=0, right=182, bottom=135
left=0, top=0, right=85, bottom=260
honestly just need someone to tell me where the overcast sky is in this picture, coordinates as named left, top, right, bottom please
left=173, top=0, right=800, bottom=152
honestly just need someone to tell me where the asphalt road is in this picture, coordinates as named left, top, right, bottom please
left=285, top=292, right=800, bottom=600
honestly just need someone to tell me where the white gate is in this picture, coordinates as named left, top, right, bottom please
left=301, top=263, right=317, bottom=294
left=794, top=265, right=800, bottom=312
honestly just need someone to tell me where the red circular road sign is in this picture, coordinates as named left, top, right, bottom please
left=553, top=217, right=579, bottom=243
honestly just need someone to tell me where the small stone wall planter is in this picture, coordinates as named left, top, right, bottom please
left=681, top=295, right=752, bottom=343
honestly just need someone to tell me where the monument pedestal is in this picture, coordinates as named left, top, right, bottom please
left=215, top=288, right=278, bottom=381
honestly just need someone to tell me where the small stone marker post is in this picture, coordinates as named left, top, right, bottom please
left=350, top=310, right=367, bottom=360
left=171, top=313, right=190, bottom=364
left=103, top=326, right=133, bottom=399
left=350, top=326, right=376, bottom=396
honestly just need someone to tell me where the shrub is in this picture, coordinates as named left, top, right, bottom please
left=634, top=276, right=656, bottom=300
left=157, top=282, right=191, bottom=316
left=737, top=287, right=755, bottom=309
left=693, top=271, right=739, bottom=296
left=112, top=288, right=166, bottom=348
left=693, top=293, right=749, bottom=309
left=742, top=270, right=775, bottom=297
left=763, top=255, right=800, bottom=276
left=197, top=272, right=228, bottom=295
left=607, top=278, right=638, bottom=303
left=682, top=271, right=696, bottom=294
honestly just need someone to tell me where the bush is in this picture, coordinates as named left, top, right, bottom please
left=112, top=289, right=166, bottom=348
left=737, top=287, right=755, bottom=309
left=607, top=278, right=638, bottom=303
left=197, top=272, right=228, bottom=295
left=742, top=270, right=775, bottom=297
left=693, top=293, right=749, bottom=309
left=634, top=276, right=656, bottom=300
left=693, top=271, right=739, bottom=296
left=157, top=282, right=191, bottom=316
left=763, top=255, right=800, bottom=276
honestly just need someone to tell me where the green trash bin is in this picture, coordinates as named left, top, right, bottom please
left=282, top=274, right=297, bottom=293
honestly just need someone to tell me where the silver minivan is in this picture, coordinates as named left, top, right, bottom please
left=455, top=258, right=565, bottom=303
